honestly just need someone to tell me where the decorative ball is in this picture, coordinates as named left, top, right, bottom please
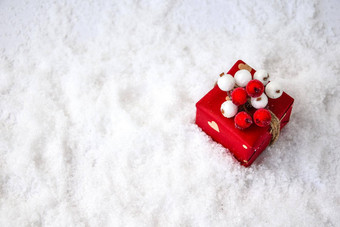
left=217, top=74, right=235, bottom=91
left=220, top=100, right=238, bottom=118
left=254, top=69, right=270, bottom=85
left=231, top=87, right=248, bottom=106
left=246, top=79, right=264, bottom=98
left=250, top=93, right=268, bottom=109
left=234, top=111, right=253, bottom=129
left=234, top=69, right=252, bottom=87
left=265, top=81, right=283, bottom=99
left=253, top=109, right=272, bottom=127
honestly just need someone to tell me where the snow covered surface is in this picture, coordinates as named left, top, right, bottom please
left=1, top=0, right=339, bottom=226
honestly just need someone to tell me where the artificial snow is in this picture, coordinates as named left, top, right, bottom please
left=0, top=0, right=339, bottom=226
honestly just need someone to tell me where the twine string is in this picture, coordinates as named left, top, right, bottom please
left=269, top=110, right=280, bottom=145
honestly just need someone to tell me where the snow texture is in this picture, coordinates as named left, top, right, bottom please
left=0, top=0, right=340, bottom=226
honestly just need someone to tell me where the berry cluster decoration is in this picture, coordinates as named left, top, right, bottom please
left=218, top=69, right=283, bottom=130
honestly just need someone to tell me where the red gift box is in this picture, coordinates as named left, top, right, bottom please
left=195, top=60, right=294, bottom=167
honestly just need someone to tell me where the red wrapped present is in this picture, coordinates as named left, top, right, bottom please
left=195, top=60, right=294, bottom=166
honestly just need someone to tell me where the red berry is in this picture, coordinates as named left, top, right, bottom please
left=253, top=109, right=272, bottom=127
left=231, top=87, right=248, bottom=106
left=246, top=79, right=264, bottom=98
left=234, top=111, right=253, bottom=129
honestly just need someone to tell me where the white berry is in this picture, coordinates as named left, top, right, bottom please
left=217, top=74, right=235, bottom=91
left=221, top=100, right=238, bottom=118
left=254, top=69, right=270, bottom=85
left=251, top=93, right=268, bottom=109
left=265, top=81, right=283, bottom=99
left=234, top=70, right=252, bottom=87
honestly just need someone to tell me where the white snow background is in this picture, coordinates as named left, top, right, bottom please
left=0, top=0, right=340, bottom=226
